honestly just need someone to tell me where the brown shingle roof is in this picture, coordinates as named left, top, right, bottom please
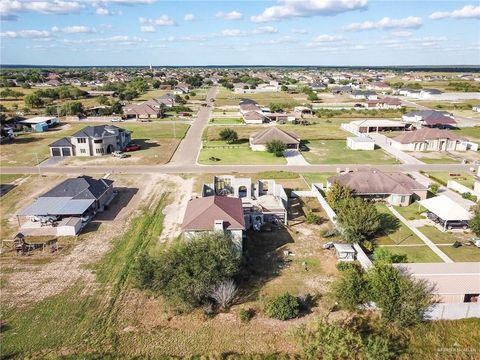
left=392, top=128, right=465, bottom=144
left=182, top=196, right=245, bottom=231
left=328, top=168, right=426, bottom=196
left=243, top=111, right=266, bottom=121
left=250, top=127, right=300, bottom=145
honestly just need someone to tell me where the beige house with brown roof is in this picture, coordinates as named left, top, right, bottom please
left=389, top=128, right=469, bottom=152
left=181, top=196, right=245, bottom=251
left=249, top=127, right=300, bottom=151
left=327, top=168, right=427, bottom=206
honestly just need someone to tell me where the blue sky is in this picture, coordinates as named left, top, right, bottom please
left=1, top=0, right=479, bottom=66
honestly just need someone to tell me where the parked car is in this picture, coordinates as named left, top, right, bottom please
left=111, top=117, right=124, bottom=122
left=123, top=143, right=141, bottom=152
left=112, top=151, right=127, bottom=158
left=446, top=220, right=469, bottom=230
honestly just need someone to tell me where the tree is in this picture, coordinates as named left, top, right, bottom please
left=134, top=232, right=240, bottom=311
left=210, top=279, right=238, bottom=310
left=335, top=197, right=381, bottom=243
left=265, top=293, right=300, bottom=320
left=219, top=128, right=238, bottom=144
left=331, top=267, right=369, bottom=311
left=24, top=93, right=44, bottom=108
left=469, top=204, right=480, bottom=236
left=59, top=101, right=84, bottom=116
left=307, top=91, right=318, bottom=101
left=266, top=140, right=286, bottom=157
left=367, top=262, right=435, bottom=326
left=269, top=102, right=284, bottom=113
left=97, top=95, right=109, bottom=105
left=281, top=85, right=288, bottom=91
left=373, top=247, right=407, bottom=264
left=326, top=182, right=353, bottom=212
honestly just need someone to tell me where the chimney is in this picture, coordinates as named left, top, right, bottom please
left=213, top=220, right=224, bottom=232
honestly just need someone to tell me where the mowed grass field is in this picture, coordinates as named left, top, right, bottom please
left=214, top=87, right=308, bottom=106
left=302, top=140, right=398, bottom=165
left=0, top=122, right=189, bottom=166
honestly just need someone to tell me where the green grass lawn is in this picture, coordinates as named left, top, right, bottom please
left=418, top=225, right=468, bottom=245
left=412, top=155, right=459, bottom=164
left=454, top=126, right=480, bottom=142
left=214, top=87, right=307, bottom=106
left=377, top=245, right=442, bottom=263
left=209, top=117, right=244, bottom=124
left=422, top=172, right=475, bottom=188
left=394, top=203, right=426, bottom=220
left=302, top=140, right=398, bottom=165
left=198, top=140, right=286, bottom=165
left=375, top=204, right=424, bottom=245
left=301, top=173, right=337, bottom=187
left=0, top=174, right=24, bottom=184
left=438, top=245, right=480, bottom=262
left=0, top=122, right=189, bottom=167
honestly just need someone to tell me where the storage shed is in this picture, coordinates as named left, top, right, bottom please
left=347, top=136, right=375, bottom=150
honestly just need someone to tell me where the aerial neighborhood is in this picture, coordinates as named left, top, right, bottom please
left=1, top=64, right=480, bottom=358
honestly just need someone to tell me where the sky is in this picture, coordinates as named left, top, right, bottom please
left=0, top=0, right=479, bottom=66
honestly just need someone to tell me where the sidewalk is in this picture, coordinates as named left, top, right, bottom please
left=387, top=206, right=453, bottom=263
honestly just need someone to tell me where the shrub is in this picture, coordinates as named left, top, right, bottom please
left=373, top=247, right=408, bottom=264
left=239, top=308, right=254, bottom=322
left=326, top=182, right=353, bottom=212
left=331, top=267, right=369, bottom=311
left=305, top=212, right=322, bottom=225
left=361, top=240, right=374, bottom=254
left=265, top=293, right=300, bottom=320
left=219, top=128, right=238, bottom=144
left=429, top=183, right=439, bottom=194
left=336, top=197, right=381, bottom=243
left=320, top=228, right=339, bottom=238
left=210, top=279, right=238, bottom=310
left=462, top=192, right=477, bottom=201
left=266, top=140, right=287, bottom=157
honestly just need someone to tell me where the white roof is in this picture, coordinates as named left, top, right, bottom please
left=333, top=243, right=356, bottom=253
left=419, top=195, right=473, bottom=221
left=21, top=116, right=57, bottom=124
left=348, top=136, right=375, bottom=143
left=350, top=119, right=404, bottom=127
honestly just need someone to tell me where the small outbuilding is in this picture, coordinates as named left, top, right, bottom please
left=347, top=136, right=375, bottom=150
left=418, top=195, right=473, bottom=230
left=18, top=116, right=59, bottom=132
left=333, top=243, right=356, bottom=262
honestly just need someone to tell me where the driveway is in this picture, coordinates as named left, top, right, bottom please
left=284, top=149, right=309, bottom=165
left=367, top=132, right=424, bottom=165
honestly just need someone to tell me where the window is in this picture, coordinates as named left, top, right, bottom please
left=95, top=148, right=104, bottom=154
left=94, top=139, right=103, bottom=144
left=77, top=138, right=86, bottom=144
left=400, top=196, right=406, bottom=203
left=80, top=149, right=86, bottom=154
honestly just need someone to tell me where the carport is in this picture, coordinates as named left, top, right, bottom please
left=418, top=195, right=473, bottom=231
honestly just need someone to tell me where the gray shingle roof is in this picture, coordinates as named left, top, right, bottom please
left=42, top=176, right=113, bottom=200
left=49, top=137, right=73, bottom=147
left=71, top=125, right=126, bottom=138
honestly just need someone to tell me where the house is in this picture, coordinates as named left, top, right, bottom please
left=394, top=263, right=480, bottom=308
left=397, top=88, right=421, bottom=97
left=173, top=82, right=189, bottom=94
left=124, top=103, right=161, bottom=120
left=239, top=102, right=262, bottom=114
left=157, top=93, right=176, bottom=107
left=86, top=90, right=117, bottom=97
left=243, top=111, right=267, bottom=124
left=350, top=90, right=378, bottom=100
left=18, top=176, right=114, bottom=236
left=389, top=128, right=469, bottom=152
left=419, top=89, right=443, bottom=99
left=402, top=110, right=456, bottom=128
left=249, top=127, right=300, bottom=151
left=202, top=175, right=288, bottom=227
left=349, top=119, right=406, bottom=133
left=366, top=97, right=402, bottom=109
left=17, top=116, right=59, bottom=132
left=49, top=125, right=132, bottom=157
left=181, top=196, right=245, bottom=252
left=418, top=195, right=473, bottom=231
left=327, top=168, right=428, bottom=206
left=346, top=136, right=375, bottom=150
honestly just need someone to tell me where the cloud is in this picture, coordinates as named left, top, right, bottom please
left=429, top=5, right=480, bottom=20
left=166, top=35, right=210, bottom=42
left=344, top=16, right=422, bottom=31
left=311, top=34, right=344, bottom=42
left=94, top=0, right=155, bottom=4
left=219, top=27, right=278, bottom=37
left=0, top=29, right=50, bottom=38
left=251, top=26, right=278, bottom=34
left=0, top=0, right=84, bottom=19
left=140, top=25, right=156, bottom=32
left=221, top=29, right=244, bottom=37
left=292, top=28, right=307, bottom=34
left=51, top=25, right=97, bottom=34
left=215, top=10, right=243, bottom=20
left=184, top=13, right=195, bottom=21
left=95, top=6, right=121, bottom=16
left=258, top=35, right=297, bottom=45
left=139, top=15, right=175, bottom=26
left=62, top=35, right=146, bottom=46
left=391, top=31, right=412, bottom=37
left=251, top=0, right=368, bottom=23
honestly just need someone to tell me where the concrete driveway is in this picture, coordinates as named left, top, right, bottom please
left=283, top=149, right=309, bottom=165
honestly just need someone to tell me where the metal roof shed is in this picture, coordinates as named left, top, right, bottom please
left=333, top=243, right=356, bottom=262
left=20, top=197, right=95, bottom=216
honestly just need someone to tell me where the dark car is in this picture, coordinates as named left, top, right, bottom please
left=123, top=143, right=141, bottom=152
left=446, top=220, right=469, bottom=230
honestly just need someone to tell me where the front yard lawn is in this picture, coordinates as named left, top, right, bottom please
left=377, top=245, right=442, bottom=263
left=438, top=245, right=480, bottom=262
left=198, top=141, right=286, bottom=165
left=422, top=172, right=475, bottom=188
left=375, top=204, right=423, bottom=245
left=301, top=173, right=337, bottom=187
left=302, top=140, right=398, bottom=165
left=418, top=225, right=471, bottom=245
left=209, top=117, right=243, bottom=124
left=394, top=202, right=426, bottom=220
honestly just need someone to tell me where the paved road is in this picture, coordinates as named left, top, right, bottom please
left=2, top=163, right=474, bottom=175
left=168, top=86, right=218, bottom=165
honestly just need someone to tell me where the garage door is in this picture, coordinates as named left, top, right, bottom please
left=51, top=148, right=61, bottom=157
left=62, top=148, right=72, bottom=156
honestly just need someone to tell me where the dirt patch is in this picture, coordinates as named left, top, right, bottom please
left=0, top=174, right=188, bottom=308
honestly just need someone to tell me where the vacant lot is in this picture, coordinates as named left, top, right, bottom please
left=199, top=140, right=286, bottom=165
left=422, top=171, right=475, bottom=188
left=1, top=122, right=189, bottom=166
left=302, top=140, right=398, bottom=165
left=214, top=87, right=308, bottom=107
left=409, top=152, right=461, bottom=164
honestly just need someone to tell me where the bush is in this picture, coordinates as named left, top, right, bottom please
left=336, top=261, right=361, bottom=272
left=373, top=247, right=408, bottom=264
left=320, top=228, right=339, bottom=238
left=239, top=308, right=254, bottom=322
left=336, top=197, right=381, bottom=243
left=210, top=279, right=237, bottom=310
left=429, top=183, right=439, bottom=194
left=361, top=240, right=374, bottom=254
left=305, top=212, right=322, bottom=225
left=265, top=293, right=300, bottom=320
left=462, top=192, right=477, bottom=201
left=219, top=128, right=238, bottom=144
left=266, top=140, right=287, bottom=157
left=331, top=267, right=369, bottom=311
left=134, top=232, right=240, bottom=311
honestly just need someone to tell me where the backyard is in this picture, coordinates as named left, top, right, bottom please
left=302, top=140, right=398, bottom=165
